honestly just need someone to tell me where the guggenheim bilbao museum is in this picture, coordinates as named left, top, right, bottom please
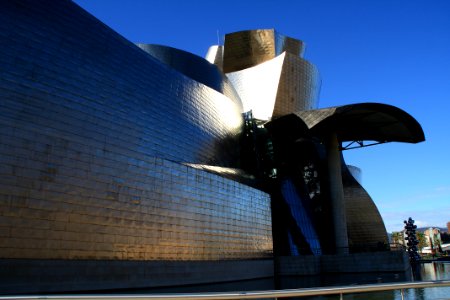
left=0, top=0, right=424, bottom=294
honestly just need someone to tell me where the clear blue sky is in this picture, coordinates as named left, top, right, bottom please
left=73, top=0, right=450, bottom=233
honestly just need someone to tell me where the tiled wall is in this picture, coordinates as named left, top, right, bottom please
left=272, top=53, right=321, bottom=116
left=226, top=54, right=285, bottom=120
left=137, top=44, right=243, bottom=108
left=223, top=29, right=276, bottom=73
left=221, top=30, right=320, bottom=120
left=0, top=0, right=272, bottom=261
left=0, top=0, right=242, bottom=166
left=226, top=53, right=320, bottom=120
left=0, top=156, right=272, bottom=260
left=343, top=167, right=389, bottom=251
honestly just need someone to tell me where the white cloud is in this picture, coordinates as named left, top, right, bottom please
left=381, top=207, right=450, bottom=233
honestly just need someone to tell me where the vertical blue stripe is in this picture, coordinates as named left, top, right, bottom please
left=281, top=178, right=322, bottom=255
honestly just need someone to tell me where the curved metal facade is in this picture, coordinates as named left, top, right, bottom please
left=222, top=29, right=305, bottom=73
left=222, top=29, right=278, bottom=73
left=347, top=165, right=362, bottom=185
left=272, top=53, right=321, bottom=116
left=0, top=0, right=272, bottom=264
left=342, top=163, right=390, bottom=251
left=219, top=29, right=321, bottom=120
left=291, top=103, right=425, bottom=143
left=0, top=1, right=425, bottom=293
left=137, top=44, right=242, bottom=108
left=205, top=45, right=224, bottom=71
left=226, top=54, right=286, bottom=120
left=265, top=103, right=424, bottom=254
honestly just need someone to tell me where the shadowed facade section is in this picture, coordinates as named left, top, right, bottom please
left=266, top=104, right=424, bottom=252
left=342, top=159, right=390, bottom=251
left=291, top=103, right=425, bottom=143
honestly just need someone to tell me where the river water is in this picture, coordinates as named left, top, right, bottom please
left=337, top=262, right=450, bottom=300
left=123, top=262, right=449, bottom=300
left=130, top=261, right=449, bottom=299
left=270, top=262, right=450, bottom=299
left=392, top=262, right=450, bottom=300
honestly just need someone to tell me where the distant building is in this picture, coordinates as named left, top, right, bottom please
left=422, top=228, right=443, bottom=254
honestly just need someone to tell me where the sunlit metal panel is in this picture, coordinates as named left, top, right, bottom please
left=227, top=54, right=285, bottom=120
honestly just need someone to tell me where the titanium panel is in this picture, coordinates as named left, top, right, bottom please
left=226, top=54, right=285, bottom=120
left=272, top=53, right=321, bottom=116
left=223, top=29, right=276, bottom=73
left=274, top=34, right=305, bottom=58
left=0, top=0, right=272, bottom=262
left=0, top=157, right=273, bottom=260
left=347, top=165, right=362, bottom=185
left=226, top=52, right=320, bottom=120
left=342, top=163, right=389, bottom=251
left=205, top=45, right=224, bottom=71
left=137, top=44, right=242, bottom=108
left=0, top=1, right=244, bottom=167
left=184, top=163, right=257, bottom=186
left=222, top=30, right=320, bottom=120
left=291, top=103, right=425, bottom=143
left=222, top=29, right=306, bottom=73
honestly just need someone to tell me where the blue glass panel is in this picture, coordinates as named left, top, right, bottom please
left=281, top=178, right=322, bottom=255
left=287, top=231, right=300, bottom=256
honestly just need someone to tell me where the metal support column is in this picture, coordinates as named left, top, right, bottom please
left=326, top=133, right=349, bottom=254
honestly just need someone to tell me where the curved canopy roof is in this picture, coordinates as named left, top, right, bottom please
left=267, top=103, right=425, bottom=144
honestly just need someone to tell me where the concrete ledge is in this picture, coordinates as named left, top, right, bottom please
left=274, top=255, right=320, bottom=276
left=0, top=259, right=274, bottom=295
left=321, top=251, right=410, bottom=273
left=276, top=251, right=410, bottom=276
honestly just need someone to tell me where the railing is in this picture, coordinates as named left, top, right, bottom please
left=1, top=280, right=450, bottom=300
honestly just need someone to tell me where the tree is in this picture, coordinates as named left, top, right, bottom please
left=391, top=231, right=404, bottom=245
left=416, top=232, right=427, bottom=252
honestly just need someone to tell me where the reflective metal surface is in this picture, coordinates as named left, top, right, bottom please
left=205, top=45, right=224, bottom=71
left=0, top=156, right=273, bottom=260
left=226, top=54, right=285, bottom=120
left=137, top=44, right=242, bottom=108
left=0, top=0, right=426, bottom=294
left=0, top=0, right=271, bottom=262
left=222, top=29, right=277, bottom=73
left=347, top=165, right=362, bottom=185
left=272, top=53, right=321, bottom=116
left=219, top=29, right=320, bottom=120
left=222, top=29, right=305, bottom=73
left=290, top=103, right=425, bottom=143
left=342, top=160, right=390, bottom=250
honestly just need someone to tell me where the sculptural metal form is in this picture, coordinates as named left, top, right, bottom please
left=0, top=1, right=424, bottom=294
